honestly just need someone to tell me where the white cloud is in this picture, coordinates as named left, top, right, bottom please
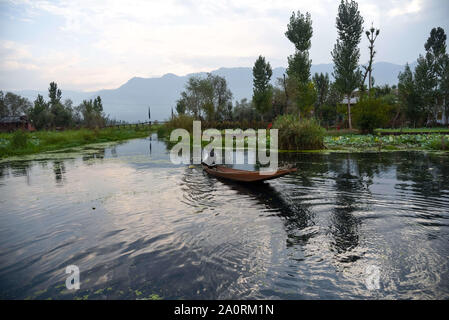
left=0, top=0, right=447, bottom=91
left=0, top=41, right=37, bottom=70
left=388, top=0, right=422, bottom=17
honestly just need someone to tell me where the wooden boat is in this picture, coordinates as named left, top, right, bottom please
left=201, top=163, right=297, bottom=183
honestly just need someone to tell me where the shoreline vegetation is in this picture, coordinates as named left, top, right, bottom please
left=155, top=116, right=449, bottom=153
left=0, top=125, right=159, bottom=159
left=0, top=123, right=448, bottom=160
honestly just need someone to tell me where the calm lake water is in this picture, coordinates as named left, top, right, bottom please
left=0, top=135, right=448, bottom=300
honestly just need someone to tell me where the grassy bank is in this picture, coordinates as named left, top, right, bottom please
left=0, top=125, right=159, bottom=158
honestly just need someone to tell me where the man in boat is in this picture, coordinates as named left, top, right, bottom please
left=201, top=149, right=216, bottom=169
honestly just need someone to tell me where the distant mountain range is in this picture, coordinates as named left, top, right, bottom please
left=13, top=61, right=416, bottom=122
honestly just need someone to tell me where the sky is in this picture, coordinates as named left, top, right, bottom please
left=0, top=0, right=448, bottom=92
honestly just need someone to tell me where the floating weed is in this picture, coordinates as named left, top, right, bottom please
left=137, top=293, right=163, bottom=300
left=34, top=289, right=47, bottom=297
left=324, top=134, right=449, bottom=152
left=94, top=288, right=104, bottom=295
left=55, top=283, right=66, bottom=289
left=73, top=291, right=90, bottom=300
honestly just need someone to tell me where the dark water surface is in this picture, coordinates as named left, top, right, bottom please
left=0, top=136, right=448, bottom=299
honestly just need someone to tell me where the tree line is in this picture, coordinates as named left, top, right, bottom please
left=174, top=0, right=449, bottom=131
left=0, top=82, right=113, bottom=130
left=398, top=27, right=449, bottom=127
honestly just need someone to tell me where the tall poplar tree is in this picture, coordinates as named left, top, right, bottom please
left=424, top=27, right=448, bottom=124
left=48, top=82, right=62, bottom=106
left=285, top=11, right=314, bottom=117
left=398, top=64, right=423, bottom=127
left=331, top=0, right=364, bottom=129
left=252, top=55, right=273, bottom=120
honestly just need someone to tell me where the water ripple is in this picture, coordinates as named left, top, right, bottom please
left=0, top=139, right=448, bottom=299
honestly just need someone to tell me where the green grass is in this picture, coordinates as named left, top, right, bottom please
left=0, top=125, right=160, bottom=158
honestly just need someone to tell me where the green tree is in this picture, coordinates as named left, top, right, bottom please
left=331, top=0, right=364, bottom=129
left=424, top=27, right=448, bottom=124
left=414, top=54, right=438, bottom=122
left=441, top=54, right=449, bottom=124
left=77, top=96, right=105, bottom=128
left=176, top=100, right=186, bottom=115
left=78, top=99, right=94, bottom=127
left=0, top=92, right=32, bottom=116
left=226, top=102, right=233, bottom=121
left=180, top=76, right=209, bottom=119
left=177, top=74, right=232, bottom=121
left=425, top=27, right=447, bottom=66
left=72, top=100, right=82, bottom=125
left=272, top=82, right=288, bottom=117
left=93, top=96, right=103, bottom=113
left=51, top=103, right=67, bottom=127
left=398, top=64, right=423, bottom=127
left=0, top=91, right=6, bottom=118
left=48, top=82, right=62, bottom=106
left=285, top=11, right=313, bottom=52
left=352, top=97, right=393, bottom=134
left=312, top=72, right=330, bottom=119
left=233, top=98, right=257, bottom=122
left=295, top=81, right=317, bottom=117
left=373, top=84, right=393, bottom=98
left=47, top=81, right=74, bottom=127
left=287, top=52, right=312, bottom=85
left=285, top=11, right=314, bottom=117
left=319, top=82, right=343, bottom=127
left=252, top=55, right=273, bottom=120
left=210, top=74, right=233, bottom=121
left=29, top=94, right=53, bottom=130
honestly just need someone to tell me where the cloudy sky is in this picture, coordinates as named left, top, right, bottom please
left=1, top=0, right=448, bottom=92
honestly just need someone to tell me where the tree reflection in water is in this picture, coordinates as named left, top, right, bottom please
left=82, top=148, right=105, bottom=164
left=330, top=156, right=364, bottom=255
left=183, top=152, right=412, bottom=264
left=52, top=160, right=66, bottom=185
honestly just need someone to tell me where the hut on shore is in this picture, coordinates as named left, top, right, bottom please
left=0, top=115, right=35, bottom=132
